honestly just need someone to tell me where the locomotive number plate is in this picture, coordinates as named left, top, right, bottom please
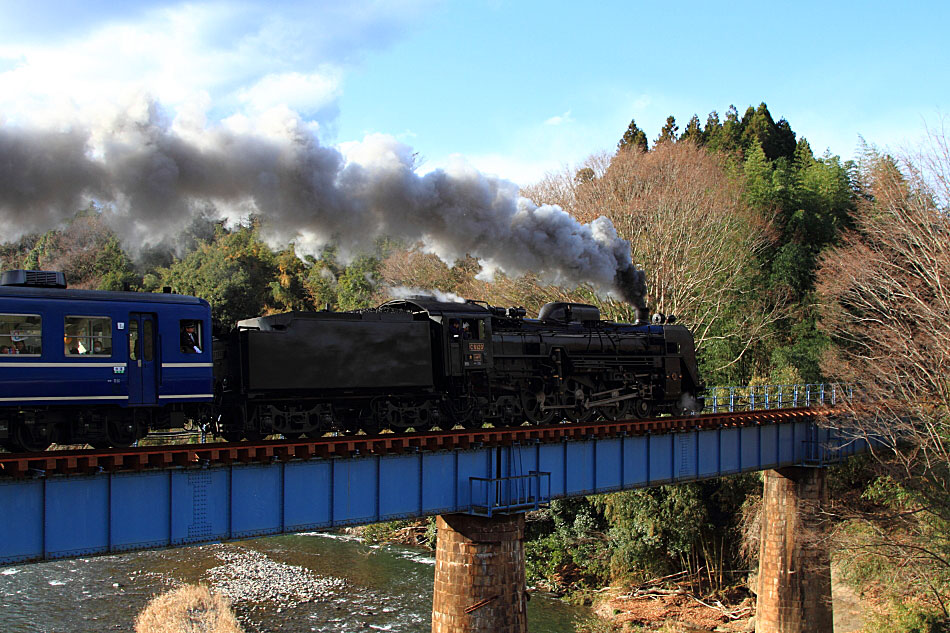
left=469, top=343, right=485, bottom=351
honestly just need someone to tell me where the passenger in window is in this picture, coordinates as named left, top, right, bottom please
left=0, top=346, right=9, bottom=354
left=449, top=319, right=461, bottom=338
left=180, top=322, right=201, bottom=354
left=93, top=340, right=104, bottom=355
left=13, top=340, right=27, bottom=354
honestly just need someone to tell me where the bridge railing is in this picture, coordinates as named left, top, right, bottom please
left=703, top=383, right=852, bottom=414
left=469, top=471, right=552, bottom=517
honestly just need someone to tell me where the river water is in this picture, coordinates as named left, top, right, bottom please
left=0, top=533, right=591, bottom=632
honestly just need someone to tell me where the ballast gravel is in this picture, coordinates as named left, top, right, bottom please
left=204, top=547, right=345, bottom=610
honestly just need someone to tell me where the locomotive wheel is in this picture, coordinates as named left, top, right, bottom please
left=440, top=396, right=482, bottom=431
left=598, top=396, right=633, bottom=421
left=520, top=385, right=556, bottom=425
left=11, top=423, right=51, bottom=453
left=563, top=381, right=595, bottom=423
left=441, top=397, right=476, bottom=430
left=632, top=399, right=653, bottom=419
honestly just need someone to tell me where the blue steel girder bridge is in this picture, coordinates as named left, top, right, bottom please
left=0, top=383, right=863, bottom=565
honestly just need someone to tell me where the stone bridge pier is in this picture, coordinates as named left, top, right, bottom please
left=431, top=513, right=527, bottom=633
left=756, top=467, right=834, bottom=633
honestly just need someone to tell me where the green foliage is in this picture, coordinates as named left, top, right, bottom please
left=594, top=485, right=708, bottom=579
left=144, top=223, right=384, bottom=326
left=865, top=601, right=947, bottom=633
left=20, top=212, right=138, bottom=290
left=768, top=310, right=829, bottom=383
left=618, top=119, right=648, bottom=153
left=94, top=235, right=138, bottom=291
left=525, top=499, right=612, bottom=590
left=835, top=472, right=950, bottom=631
left=336, top=255, right=381, bottom=310
left=146, top=223, right=286, bottom=326
left=24, top=232, right=56, bottom=270
left=655, top=116, right=678, bottom=145
left=679, top=114, right=704, bottom=145
left=618, top=102, right=856, bottom=383
left=526, top=477, right=759, bottom=593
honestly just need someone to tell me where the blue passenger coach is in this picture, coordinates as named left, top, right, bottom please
left=0, top=270, right=213, bottom=451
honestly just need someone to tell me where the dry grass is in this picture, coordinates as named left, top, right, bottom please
left=134, top=584, right=244, bottom=633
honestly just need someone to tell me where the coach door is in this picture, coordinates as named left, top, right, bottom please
left=128, top=313, right=158, bottom=405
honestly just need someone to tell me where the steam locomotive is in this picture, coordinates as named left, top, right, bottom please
left=0, top=270, right=703, bottom=452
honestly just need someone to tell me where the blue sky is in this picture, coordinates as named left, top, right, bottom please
left=1, top=0, right=947, bottom=185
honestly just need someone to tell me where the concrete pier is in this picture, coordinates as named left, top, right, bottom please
left=756, top=467, right=833, bottom=633
left=431, top=513, right=527, bottom=633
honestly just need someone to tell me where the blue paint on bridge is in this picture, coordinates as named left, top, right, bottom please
left=0, top=409, right=865, bottom=565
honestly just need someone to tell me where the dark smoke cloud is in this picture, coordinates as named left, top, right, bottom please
left=0, top=101, right=647, bottom=306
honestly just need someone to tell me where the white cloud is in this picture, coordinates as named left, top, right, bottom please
left=544, top=109, right=574, bottom=126
left=237, top=69, right=343, bottom=116
left=0, top=1, right=435, bottom=126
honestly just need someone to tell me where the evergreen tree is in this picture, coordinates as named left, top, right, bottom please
left=617, top=119, right=648, bottom=153
left=772, top=118, right=797, bottom=161
left=741, top=103, right=797, bottom=162
left=655, top=116, right=679, bottom=145
left=741, top=103, right=776, bottom=156
left=703, top=111, right=723, bottom=149
left=715, top=105, right=743, bottom=153
left=679, top=114, right=705, bottom=145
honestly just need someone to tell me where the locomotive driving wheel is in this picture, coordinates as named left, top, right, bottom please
left=520, top=382, right=556, bottom=425
left=563, top=380, right=595, bottom=423
left=632, top=398, right=653, bottom=419
left=596, top=383, right=634, bottom=421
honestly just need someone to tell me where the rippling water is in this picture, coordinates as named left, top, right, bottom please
left=0, top=533, right=590, bottom=632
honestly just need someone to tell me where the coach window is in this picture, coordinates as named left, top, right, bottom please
left=65, top=316, right=112, bottom=356
left=129, top=320, right=139, bottom=361
left=0, top=314, right=41, bottom=355
left=179, top=320, right=202, bottom=354
left=143, top=319, right=154, bottom=361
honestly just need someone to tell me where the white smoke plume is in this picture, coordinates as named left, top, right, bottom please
left=0, top=99, right=647, bottom=306
left=387, top=286, right=466, bottom=304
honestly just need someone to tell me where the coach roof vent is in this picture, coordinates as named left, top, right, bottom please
left=0, top=270, right=67, bottom=289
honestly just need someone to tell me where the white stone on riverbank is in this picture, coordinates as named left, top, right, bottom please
left=204, top=547, right=345, bottom=610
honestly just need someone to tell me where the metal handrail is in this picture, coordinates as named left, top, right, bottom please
left=704, top=383, right=852, bottom=414
left=469, top=471, right=552, bottom=517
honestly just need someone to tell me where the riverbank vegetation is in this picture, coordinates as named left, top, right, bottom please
left=3, top=103, right=948, bottom=632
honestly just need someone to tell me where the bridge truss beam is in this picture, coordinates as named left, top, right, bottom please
left=0, top=413, right=862, bottom=565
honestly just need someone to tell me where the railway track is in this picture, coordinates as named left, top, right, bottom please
left=0, top=407, right=837, bottom=478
